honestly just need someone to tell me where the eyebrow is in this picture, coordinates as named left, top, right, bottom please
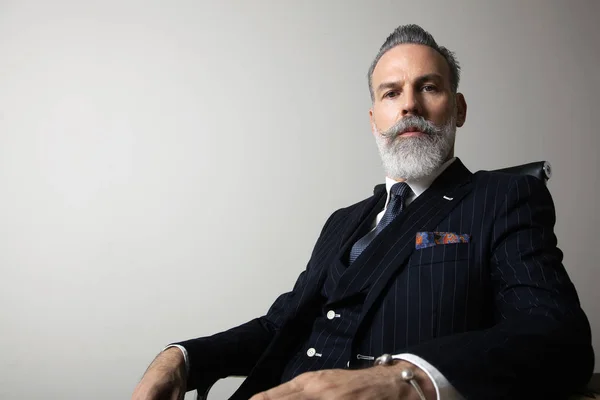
left=376, top=73, right=445, bottom=94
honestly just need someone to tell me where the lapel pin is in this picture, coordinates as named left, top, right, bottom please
left=443, top=196, right=453, bottom=201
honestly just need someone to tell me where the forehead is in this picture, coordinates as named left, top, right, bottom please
left=372, top=44, right=451, bottom=85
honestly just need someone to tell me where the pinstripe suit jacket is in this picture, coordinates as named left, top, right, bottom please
left=178, top=159, right=593, bottom=399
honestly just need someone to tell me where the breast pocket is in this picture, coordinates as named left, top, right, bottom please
left=409, top=243, right=471, bottom=266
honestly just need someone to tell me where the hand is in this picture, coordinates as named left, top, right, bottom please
left=250, top=361, right=435, bottom=400
left=131, top=347, right=187, bottom=400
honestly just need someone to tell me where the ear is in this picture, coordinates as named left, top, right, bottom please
left=455, top=93, right=467, bottom=127
left=369, top=108, right=377, bottom=136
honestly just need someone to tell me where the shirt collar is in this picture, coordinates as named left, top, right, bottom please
left=384, top=157, right=457, bottom=201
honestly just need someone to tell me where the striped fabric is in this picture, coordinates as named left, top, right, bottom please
left=176, top=158, right=593, bottom=400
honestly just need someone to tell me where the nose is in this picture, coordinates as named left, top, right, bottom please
left=401, top=88, right=421, bottom=116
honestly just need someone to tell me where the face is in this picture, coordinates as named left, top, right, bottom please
left=369, top=44, right=467, bottom=181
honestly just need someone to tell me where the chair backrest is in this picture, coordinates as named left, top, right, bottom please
left=490, top=161, right=551, bottom=185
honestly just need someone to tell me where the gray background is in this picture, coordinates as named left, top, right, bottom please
left=0, top=1, right=598, bottom=399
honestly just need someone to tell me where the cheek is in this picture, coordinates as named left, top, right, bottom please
left=426, top=102, right=455, bottom=125
left=373, top=105, right=402, bottom=130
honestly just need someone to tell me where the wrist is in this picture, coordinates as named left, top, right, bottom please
left=388, top=360, right=436, bottom=400
left=150, top=348, right=186, bottom=381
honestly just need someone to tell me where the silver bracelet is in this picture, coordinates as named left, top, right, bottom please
left=374, top=354, right=427, bottom=400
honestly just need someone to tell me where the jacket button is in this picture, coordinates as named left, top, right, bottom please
left=326, top=310, right=336, bottom=320
left=306, top=348, right=316, bottom=357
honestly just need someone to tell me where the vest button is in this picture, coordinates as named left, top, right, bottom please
left=306, top=348, right=316, bottom=357
left=326, top=310, right=336, bottom=320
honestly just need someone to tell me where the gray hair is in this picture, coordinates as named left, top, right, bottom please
left=368, top=24, right=461, bottom=101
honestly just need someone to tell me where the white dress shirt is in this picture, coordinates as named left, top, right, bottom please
left=166, top=157, right=463, bottom=399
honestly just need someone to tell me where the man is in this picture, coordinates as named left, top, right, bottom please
left=132, top=24, right=594, bottom=400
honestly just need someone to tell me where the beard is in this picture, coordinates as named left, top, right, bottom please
left=374, top=114, right=456, bottom=181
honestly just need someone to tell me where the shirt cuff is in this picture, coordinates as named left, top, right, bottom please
left=391, top=353, right=463, bottom=400
left=163, top=344, right=190, bottom=378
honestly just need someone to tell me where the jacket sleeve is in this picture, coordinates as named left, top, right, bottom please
left=398, top=175, right=594, bottom=399
left=174, top=209, right=341, bottom=392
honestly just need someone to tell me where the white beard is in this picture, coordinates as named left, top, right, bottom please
left=374, top=115, right=456, bottom=181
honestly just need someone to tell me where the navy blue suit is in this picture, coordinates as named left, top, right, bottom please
left=178, top=159, right=593, bottom=399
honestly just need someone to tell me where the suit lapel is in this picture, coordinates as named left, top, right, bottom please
left=328, top=159, right=473, bottom=305
left=338, top=185, right=387, bottom=250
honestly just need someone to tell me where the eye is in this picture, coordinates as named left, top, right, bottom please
left=383, top=90, right=399, bottom=99
left=422, top=85, right=437, bottom=92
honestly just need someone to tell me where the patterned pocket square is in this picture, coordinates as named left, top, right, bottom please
left=415, top=232, right=471, bottom=250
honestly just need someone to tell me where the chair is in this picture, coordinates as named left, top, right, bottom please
left=197, top=161, right=598, bottom=400
left=489, top=160, right=552, bottom=184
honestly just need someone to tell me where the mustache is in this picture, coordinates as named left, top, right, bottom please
left=379, top=116, right=442, bottom=139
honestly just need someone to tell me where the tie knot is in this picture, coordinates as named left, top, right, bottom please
left=390, top=182, right=411, bottom=200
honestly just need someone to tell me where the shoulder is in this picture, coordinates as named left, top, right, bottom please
left=471, top=169, right=555, bottom=215
left=321, top=184, right=385, bottom=226
left=336, top=184, right=385, bottom=214
left=472, top=169, right=550, bottom=196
